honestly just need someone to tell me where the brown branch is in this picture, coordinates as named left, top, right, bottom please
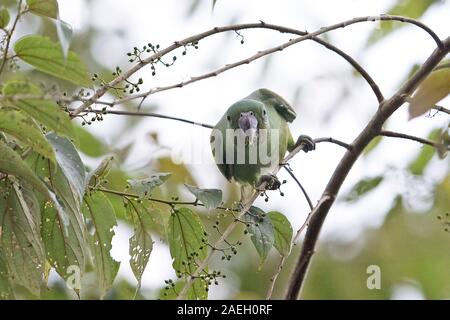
left=0, top=0, right=23, bottom=77
left=285, top=36, right=450, bottom=300
left=379, top=130, right=448, bottom=150
left=433, top=105, right=450, bottom=115
left=283, top=166, right=314, bottom=211
left=77, top=108, right=215, bottom=129
left=71, top=15, right=441, bottom=117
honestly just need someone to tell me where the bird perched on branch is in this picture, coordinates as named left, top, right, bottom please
left=210, top=88, right=314, bottom=201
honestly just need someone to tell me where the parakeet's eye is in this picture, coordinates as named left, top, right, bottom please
left=227, top=115, right=231, bottom=121
left=263, top=110, right=266, bottom=115
left=250, top=111, right=253, bottom=115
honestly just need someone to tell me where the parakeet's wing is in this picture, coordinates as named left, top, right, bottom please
left=211, top=117, right=234, bottom=182
left=245, top=88, right=296, bottom=122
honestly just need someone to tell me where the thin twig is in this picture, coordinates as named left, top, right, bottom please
left=77, top=108, right=215, bottom=129
left=97, top=187, right=237, bottom=212
left=0, top=0, right=23, bottom=77
left=433, top=105, right=450, bottom=115
left=282, top=166, right=313, bottom=211
left=379, top=130, right=447, bottom=150
left=72, top=15, right=441, bottom=117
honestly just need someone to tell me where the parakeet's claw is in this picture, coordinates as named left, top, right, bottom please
left=258, top=174, right=281, bottom=191
left=296, top=135, right=315, bottom=153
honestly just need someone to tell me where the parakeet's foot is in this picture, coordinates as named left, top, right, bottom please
left=258, top=174, right=281, bottom=191
left=295, top=135, right=315, bottom=153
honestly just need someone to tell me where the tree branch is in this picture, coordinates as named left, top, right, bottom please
left=285, top=36, right=450, bottom=300
left=379, top=130, right=447, bottom=150
left=76, top=108, right=214, bottom=129
left=70, top=15, right=440, bottom=117
left=0, top=0, right=23, bottom=78
left=433, top=105, right=450, bottom=115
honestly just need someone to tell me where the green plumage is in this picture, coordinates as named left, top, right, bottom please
left=210, top=88, right=296, bottom=186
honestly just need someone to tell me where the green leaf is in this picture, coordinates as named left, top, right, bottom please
left=267, top=211, right=293, bottom=256
left=0, top=181, right=45, bottom=296
left=0, top=250, right=14, bottom=300
left=344, top=176, right=384, bottom=202
left=29, top=135, right=89, bottom=282
left=3, top=81, right=76, bottom=140
left=128, top=203, right=154, bottom=289
left=0, top=7, right=10, bottom=28
left=14, top=35, right=91, bottom=87
left=86, top=156, right=114, bottom=189
left=407, top=129, right=440, bottom=175
left=74, top=125, right=108, bottom=157
left=0, top=139, right=49, bottom=195
left=47, top=133, right=86, bottom=204
left=185, top=184, right=222, bottom=209
left=127, top=172, right=171, bottom=197
left=244, top=206, right=274, bottom=263
left=83, top=192, right=119, bottom=297
left=367, top=0, right=437, bottom=46
left=168, top=207, right=207, bottom=300
left=26, top=0, right=59, bottom=19
left=0, top=108, right=55, bottom=162
left=408, top=63, right=450, bottom=119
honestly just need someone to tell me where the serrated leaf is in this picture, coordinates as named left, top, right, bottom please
left=14, top=35, right=91, bottom=87
left=28, top=136, right=89, bottom=282
left=0, top=181, right=45, bottom=296
left=244, top=206, right=274, bottom=263
left=0, top=108, right=55, bottom=162
left=0, top=7, right=10, bottom=28
left=344, top=176, right=384, bottom=202
left=128, top=203, right=153, bottom=289
left=3, top=81, right=76, bottom=140
left=267, top=211, right=293, bottom=256
left=127, top=172, right=171, bottom=197
left=36, top=155, right=89, bottom=282
left=367, top=0, right=437, bottom=46
left=74, top=125, right=108, bottom=157
left=26, top=0, right=58, bottom=19
left=83, top=192, right=119, bottom=297
left=408, top=64, right=450, bottom=119
left=168, top=207, right=207, bottom=300
left=185, top=184, right=222, bottom=209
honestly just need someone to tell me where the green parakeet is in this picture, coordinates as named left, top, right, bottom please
left=210, top=88, right=312, bottom=196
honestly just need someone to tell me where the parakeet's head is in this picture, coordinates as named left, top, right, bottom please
left=224, top=99, right=269, bottom=131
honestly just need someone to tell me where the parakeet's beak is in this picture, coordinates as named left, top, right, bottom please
left=238, top=112, right=258, bottom=132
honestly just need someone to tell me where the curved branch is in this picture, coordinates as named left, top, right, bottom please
left=79, top=108, right=214, bottom=129
left=379, top=130, right=447, bottom=150
left=71, top=15, right=440, bottom=117
left=285, top=36, right=450, bottom=300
